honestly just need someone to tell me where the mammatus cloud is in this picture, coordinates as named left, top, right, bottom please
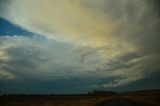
left=0, top=0, right=160, bottom=88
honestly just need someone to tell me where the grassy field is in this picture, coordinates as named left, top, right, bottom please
left=120, top=90, right=160, bottom=106
left=1, top=90, right=160, bottom=106
left=0, top=95, right=113, bottom=106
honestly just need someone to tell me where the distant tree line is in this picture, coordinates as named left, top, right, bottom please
left=87, top=90, right=116, bottom=95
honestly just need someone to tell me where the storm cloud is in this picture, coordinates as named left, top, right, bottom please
left=0, top=0, right=160, bottom=90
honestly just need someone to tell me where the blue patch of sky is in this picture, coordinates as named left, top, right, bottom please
left=0, top=17, right=45, bottom=39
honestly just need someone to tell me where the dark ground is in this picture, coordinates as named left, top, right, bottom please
left=95, top=96, right=143, bottom=106
left=0, top=89, right=160, bottom=106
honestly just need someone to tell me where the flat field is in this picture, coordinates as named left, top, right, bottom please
left=121, top=90, right=160, bottom=106
left=0, top=95, right=113, bottom=106
left=1, top=90, right=160, bottom=106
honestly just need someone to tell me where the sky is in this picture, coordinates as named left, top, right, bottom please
left=0, top=0, right=160, bottom=94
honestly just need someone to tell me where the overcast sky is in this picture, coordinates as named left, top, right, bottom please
left=0, top=0, right=160, bottom=94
